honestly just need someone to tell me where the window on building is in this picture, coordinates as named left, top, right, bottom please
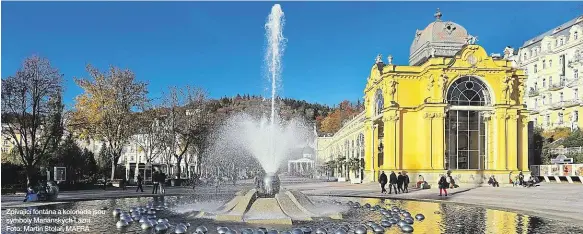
left=535, top=117, right=539, bottom=125
left=543, top=60, right=546, bottom=69
left=575, top=111, right=579, bottom=122
left=542, top=95, right=546, bottom=105
left=560, top=38, right=564, bottom=46
left=546, top=115, right=551, bottom=126
left=549, top=95, right=552, bottom=104
left=535, top=98, right=538, bottom=107
left=560, top=76, right=565, bottom=85
left=534, top=64, right=538, bottom=73
left=560, top=92, right=564, bottom=102
left=523, top=53, right=527, bottom=60
left=575, top=69, right=579, bottom=79
left=534, top=82, right=538, bottom=89
left=543, top=78, right=546, bottom=88
left=547, top=42, right=552, bottom=50
left=549, top=76, right=553, bottom=86
left=576, top=31, right=579, bottom=40
left=575, top=88, right=579, bottom=100
left=559, top=112, right=564, bottom=124
left=549, top=60, right=552, bottom=67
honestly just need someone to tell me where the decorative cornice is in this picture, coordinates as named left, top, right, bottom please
left=383, top=115, right=400, bottom=122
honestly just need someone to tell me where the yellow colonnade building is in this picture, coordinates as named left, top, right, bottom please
left=361, top=10, right=529, bottom=184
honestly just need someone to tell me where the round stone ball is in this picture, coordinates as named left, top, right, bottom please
left=366, top=221, right=375, bottom=227
left=415, top=213, right=425, bottom=221
left=112, top=208, right=122, bottom=217
left=374, top=205, right=381, bottom=210
left=253, top=230, right=265, bottom=234
left=154, top=223, right=169, bottom=233
left=141, top=221, right=153, bottom=230
left=381, top=217, right=390, bottom=222
left=388, top=218, right=398, bottom=224
left=397, top=220, right=407, bottom=228
left=174, top=224, right=188, bottom=234
left=301, top=227, right=312, bottom=234
left=401, top=225, right=414, bottom=233
left=372, top=226, right=384, bottom=234
left=352, top=205, right=360, bottom=209
left=380, top=210, right=389, bottom=216
left=226, top=230, right=238, bottom=234
left=315, top=227, right=327, bottom=234
left=380, top=221, right=391, bottom=228
left=241, top=228, right=253, bottom=234
left=347, top=201, right=354, bottom=205
left=354, top=225, right=367, bottom=234
left=364, top=203, right=371, bottom=208
left=218, top=227, right=231, bottom=234
left=267, top=230, right=279, bottom=234
left=281, top=232, right=292, bottom=234
left=122, top=215, right=133, bottom=223
left=292, top=228, right=304, bottom=234
left=404, top=217, right=414, bottom=224
left=116, top=220, right=128, bottom=229
left=403, top=212, right=411, bottom=218
left=194, top=226, right=208, bottom=234
left=139, top=216, right=149, bottom=223
left=258, top=228, right=268, bottom=233
left=333, top=228, right=347, bottom=234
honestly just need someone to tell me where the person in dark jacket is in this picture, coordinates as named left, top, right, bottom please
left=518, top=171, right=525, bottom=186
left=397, top=172, right=404, bottom=193
left=389, top=171, right=398, bottom=194
left=136, top=173, right=144, bottom=192
left=438, top=174, right=449, bottom=196
left=403, top=172, right=410, bottom=193
left=378, top=171, right=388, bottom=193
left=152, top=169, right=160, bottom=194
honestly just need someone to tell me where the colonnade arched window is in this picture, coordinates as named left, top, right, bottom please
left=375, top=89, right=384, bottom=116
left=445, top=76, right=491, bottom=170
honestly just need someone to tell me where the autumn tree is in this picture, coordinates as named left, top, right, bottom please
left=159, top=86, right=213, bottom=179
left=1, top=56, right=64, bottom=186
left=71, top=65, right=148, bottom=180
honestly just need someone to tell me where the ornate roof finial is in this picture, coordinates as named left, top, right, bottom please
left=387, top=55, right=393, bottom=65
left=434, top=8, right=442, bottom=21
left=375, top=54, right=383, bottom=64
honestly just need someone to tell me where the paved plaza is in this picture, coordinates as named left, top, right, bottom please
left=2, top=177, right=582, bottom=225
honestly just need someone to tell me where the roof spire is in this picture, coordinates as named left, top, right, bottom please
left=434, top=8, right=442, bottom=21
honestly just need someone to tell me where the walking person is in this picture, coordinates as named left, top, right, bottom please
left=403, top=171, right=410, bottom=193
left=397, top=172, right=404, bottom=193
left=152, top=169, right=160, bottom=194
left=438, top=174, right=449, bottom=196
left=159, top=172, right=166, bottom=194
left=102, top=175, right=107, bottom=190
left=389, top=171, right=398, bottom=194
left=136, top=173, right=144, bottom=192
left=121, top=176, right=127, bottom=190
left=447, top=170, right=458, bottom=189
left=378, top=171, right=388, bottom=194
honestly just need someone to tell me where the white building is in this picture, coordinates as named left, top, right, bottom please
left=519, top=15, right=583, bottom=130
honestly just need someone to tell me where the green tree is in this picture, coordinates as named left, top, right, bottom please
left=1, top=55, right=65, bottom=186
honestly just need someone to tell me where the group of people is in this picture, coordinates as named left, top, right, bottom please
left=437, top=171, right=458, bottom=196
left=378, top=171, right=410, bottom=194
left=511, top=171, right=540, bottom=187
left=151, top=169, right=167, bottom=194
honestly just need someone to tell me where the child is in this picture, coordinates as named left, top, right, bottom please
left=23, top=187, right=38, bottom=202
left=438, top=174, right=449, bottom=196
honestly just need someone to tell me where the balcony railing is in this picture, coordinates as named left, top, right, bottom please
left=566, top=77, right=579, bottom=88
left=548, top=82, right=566, bottom=91
left=528, top=89, right=539, bottom=97
left=549, top=100, right=579, bottom=109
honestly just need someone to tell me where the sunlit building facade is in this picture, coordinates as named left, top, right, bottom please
left=360, top=10, right=529, bottom=184
left=520, top=16, right=583, bottom=129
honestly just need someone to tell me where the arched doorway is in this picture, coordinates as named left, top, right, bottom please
left=445, top=76, right=491, bottom=170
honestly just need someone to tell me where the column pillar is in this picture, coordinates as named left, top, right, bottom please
left=432, top=113, right=446, bottom=170
left=423, top=112, right=434, bottom=169
left=507, top=113, right=519, bottom=171
left=363, top=121, right=375, bottom=181
left=519, top=115, right=530, bottom=171
left=383, top=110, right=400, bottom=169
left=494, top=111, right=509, bottom=170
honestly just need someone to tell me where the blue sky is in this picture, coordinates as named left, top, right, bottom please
left=2, top=2, right=581, bottom=108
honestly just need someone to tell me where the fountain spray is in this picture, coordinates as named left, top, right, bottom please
left=265, top=4, right=286, bottom=170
